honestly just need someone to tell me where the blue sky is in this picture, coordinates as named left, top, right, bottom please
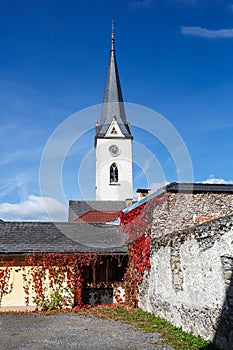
left=1, top=0, right=233, bottom=221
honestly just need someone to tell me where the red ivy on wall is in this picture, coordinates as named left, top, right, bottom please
left=1, top=194, right=167, bottom=310
left=120, top=194, right=167, bottom=306
left=0, top=261, right=15, bottom=305
left=22, top=252, right=98, bottom=309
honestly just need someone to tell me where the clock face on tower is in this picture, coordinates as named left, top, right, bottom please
left=109, top=144, right=120, bottom=157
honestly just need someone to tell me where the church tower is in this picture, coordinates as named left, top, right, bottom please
left=95, top=25, right=133, bottom=201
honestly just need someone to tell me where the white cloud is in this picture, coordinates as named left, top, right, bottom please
left=180, top=26, right=233, bottom=38
left=0, top=147, right=42, bottom=167
left=202, top=175, right=233, bottom=184
left=179, top=0, right=196, bottom=2
left=0, top=173, right=34, bottom=199
left=129, top=0, right=153, bottom=9
left=0, top=123, right=18, bottom=134
left=175, top=0, right=198, bottom=5
left=229, top=4, right=233, bottom=12
left=0, top=195, right=67, bottom=222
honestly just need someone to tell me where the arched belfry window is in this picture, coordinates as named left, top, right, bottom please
left=110, top=163, right=118, bottom=183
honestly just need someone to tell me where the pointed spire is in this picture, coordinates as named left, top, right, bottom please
left=96, top=23, right=132, bottom=138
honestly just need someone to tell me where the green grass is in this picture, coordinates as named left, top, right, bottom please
left=77, top=305, right=217, bottom=350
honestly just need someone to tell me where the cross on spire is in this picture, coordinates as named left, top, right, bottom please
left=111, top=20, right=115, bottom=51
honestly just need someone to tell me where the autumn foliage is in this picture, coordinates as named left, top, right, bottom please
left=22, top=252, right=98, bottom=310
left=0, top=261, right=15, bottom=305
left=120, top=194, right=167, bottom=306
left=0, top=194, right=167, bottom=310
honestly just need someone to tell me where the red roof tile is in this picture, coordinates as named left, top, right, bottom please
left=73, top=210, right=120, bottom=223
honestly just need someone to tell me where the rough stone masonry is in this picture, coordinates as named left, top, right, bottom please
left=137, top=192, right=233, bottom=350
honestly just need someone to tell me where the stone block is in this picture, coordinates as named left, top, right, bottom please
left=224, top=271, right=232, bottom=280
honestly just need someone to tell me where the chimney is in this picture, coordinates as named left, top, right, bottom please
left=136, top=188, right=150, bottom=201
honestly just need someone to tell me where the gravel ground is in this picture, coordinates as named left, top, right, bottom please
left=0, top=314, right=175, bottom=350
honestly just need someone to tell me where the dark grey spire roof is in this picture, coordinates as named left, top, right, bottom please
left=96, top=26, right=132, bottom=139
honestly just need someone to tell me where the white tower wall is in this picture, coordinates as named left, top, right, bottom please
left=96, top=138, right=133, bottom=201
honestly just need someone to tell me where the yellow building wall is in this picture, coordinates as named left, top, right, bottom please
left=0, top=266, right=37, bottom=311
left=0, top=264, right=74, bottom=312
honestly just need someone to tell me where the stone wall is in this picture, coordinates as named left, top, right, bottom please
left=138, top=193, right=233, bottom=349
left=151, top=192, right=233, bottom=238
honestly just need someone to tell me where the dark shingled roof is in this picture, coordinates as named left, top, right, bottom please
left=0, top=221, right=127, bottom=255
left=166, top=182, right=233, bottom=194
left=136, top=188, right=151, bottom=193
